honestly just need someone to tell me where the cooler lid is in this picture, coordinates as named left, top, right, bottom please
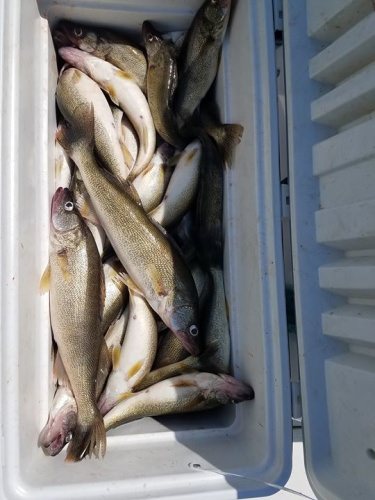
left=283, top=0, right=375, bottom=498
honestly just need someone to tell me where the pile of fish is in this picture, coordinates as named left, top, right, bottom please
left=38, top=0, right=254, bottom=462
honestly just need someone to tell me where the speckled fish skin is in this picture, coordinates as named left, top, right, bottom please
left=195, top=134, right=224, bottom=267
left=149, top=140, right=201, bottom=227
left=55, top=22, right=147, bottom=92
left=56, top=110, right=200, bottom=357
left=101, top=257, right=128, bottom=336
left=98, top=289, right=158, bottom=415
left=143, top=21, right=185, bottom=148
left=49, top=187, right=106, bottom=461
left=153, top=329, right=188, bottom=369
left=104, top=372, right=254, bottom=431
left=175, top=0, right=231, bottom=124
left=56, top=68, right=128, bottom=179
left=132, top=143, right=174, bottom=213
left=59, top=47, right=155, bottom=176
left=202, top=267, right=230, bottom=373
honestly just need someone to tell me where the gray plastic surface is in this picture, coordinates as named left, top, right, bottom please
left=284, top=0, right=375, bottom=499
left=0, top=0, right=291, bottom=498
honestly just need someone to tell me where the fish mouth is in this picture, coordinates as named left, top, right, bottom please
left=38, top=409, right=76, bottom=456
left=175, top=330, right=201, bottom=356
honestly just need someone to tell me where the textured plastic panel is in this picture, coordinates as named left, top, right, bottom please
left=0, top=0, right=291, bottom=498
left=284, top=0, right=375, bottom=498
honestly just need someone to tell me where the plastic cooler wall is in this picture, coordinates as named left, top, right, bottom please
left=0, top=0, right=291, bottom=498
left=284, top=0, right=375, bottom=498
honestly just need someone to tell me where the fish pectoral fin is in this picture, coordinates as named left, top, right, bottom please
left=75, top=191, right=101, bottom=226
left=106, top=83, right=120, bottom=106
left=56, top=251, right=72, bottom=282
left=172, top=377, right=197, bottom=388
left=117, top=391, right=134, bottom=403
left=111, top=345, right=122, bottom=371
left=39, top=262, right=51, bottom=295
left=126, top=359, right=144, bottom=379
left=115, top=272, right=144, bottom=297
left=207, top=123, right=244, bottom=168
left=53, top=351, right=71, bottom=389
left=148, top=263, right=168, bottom=297
left=119, top=137, right=135, bottom=169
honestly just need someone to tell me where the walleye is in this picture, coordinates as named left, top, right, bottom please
left=99, top=289, right=158, bottom=415
left=59, top=47, right=156, bottom=176
left=47, top=187, right=106, bottom=461
left=56, top=106, right=200, bottom=356
left=143, top=21, right=184, bottom=148
left=54, top=22, right=147, bottom=92
left=132, top=143, right=174, bottom=213
left=104, top=372, right=254, bottom=431
left=175, top=0, right=231, bottom=125
left=39, top=302, right=130, bottom=458
left=149, top=140, right=201, bottom=227
left=56, top=68, right=128, bottom=180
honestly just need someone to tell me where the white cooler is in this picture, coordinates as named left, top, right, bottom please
left=0, top=0, right=374, bottom=498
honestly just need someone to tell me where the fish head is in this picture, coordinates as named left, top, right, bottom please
left=54, top=22, right=99, bottom=53
left=51, top=187, right=81, bottom=233
left=203, top=0, right=231, bottom=33
left=196, top=373, right=254, bottom=404
left=58, top=47, right=106, bottom=81
left=169, top=304, right=201, bottom=356
left=142, top=21, right=164, bottom=58
left=38, top=391, right=77, bottom=456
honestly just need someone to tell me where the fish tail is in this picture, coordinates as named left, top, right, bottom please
left=65, top=410, right=106, bottom=462
left=206, top=123, right=244, bottom=167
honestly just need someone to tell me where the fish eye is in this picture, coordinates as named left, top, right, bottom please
left=147, top=34, right=154, bottom=43
left=64, top=201, right=74, bottom=212
left=189, top=325, right=199, bottom=336
left=73, top=27, right=83, bottom=37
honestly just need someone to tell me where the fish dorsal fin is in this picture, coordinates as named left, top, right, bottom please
left=75, top=191, right=101, bottom=226
left=111, top=344, right=122, bottom=371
